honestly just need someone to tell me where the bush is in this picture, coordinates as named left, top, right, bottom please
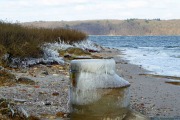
left=0, top=44, right=7, bottom=66
left=0, top=21, right=87, bottom=59
left=0, top=44, right=7, bottom=58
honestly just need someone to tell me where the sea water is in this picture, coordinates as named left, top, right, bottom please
left=89, top=36, right=180, bottom=77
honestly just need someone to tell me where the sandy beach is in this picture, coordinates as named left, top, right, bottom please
left=0, top=47, right=180, bottom=119
left=115, top=57, right=180, bottom=118
left=92, top=48, right=180, bottom=119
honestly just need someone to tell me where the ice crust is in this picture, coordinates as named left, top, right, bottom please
left=70, top=59, right=130, bottom=105
left=9, top=40, right=100, bottom=67
left=70, top=59, right=130, bottom=89
left=73, top=40, right=100, bottom=52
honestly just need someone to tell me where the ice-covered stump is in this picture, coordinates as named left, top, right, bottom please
left=70, top=59, right=130, bottom=119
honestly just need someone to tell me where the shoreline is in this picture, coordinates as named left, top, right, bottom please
left=112, top=50, right=180, bottom=118
left=92, top=48, right=180, bottom=118
left=0, top=47, right=180, bottom=119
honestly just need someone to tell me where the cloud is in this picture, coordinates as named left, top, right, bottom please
left=0, top=0, right=180, bottom=22
left=126, top=0, right=148, bottom=8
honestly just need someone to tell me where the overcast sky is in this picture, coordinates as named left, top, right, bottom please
left=0, top=0, right=179, bottom=22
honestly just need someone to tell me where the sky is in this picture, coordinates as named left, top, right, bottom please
left=0, top=0, right=179, bottom=22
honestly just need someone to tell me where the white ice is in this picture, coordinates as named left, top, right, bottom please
left=70, top=59, right=130, bottom=105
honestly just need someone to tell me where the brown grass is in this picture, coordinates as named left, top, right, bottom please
left=0, top=21, right=87, bottom=60
left=0, top=70, right=16, bottom=86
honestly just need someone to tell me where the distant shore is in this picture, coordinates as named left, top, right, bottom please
left=22, top=19, right=180, bottom=36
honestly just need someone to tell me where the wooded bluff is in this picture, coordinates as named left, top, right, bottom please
left=22, top=19, right=180, bottom=35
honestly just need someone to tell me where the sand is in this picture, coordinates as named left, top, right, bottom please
left=92, top=48, right=180, bottom=119
left=115, top=54, right=180, bottom=119
left=0, top=47, right=180, bottom=119
left=0, top=64, right=70, bottom=119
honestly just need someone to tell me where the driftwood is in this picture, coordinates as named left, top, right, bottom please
left=8, top=104, right=14, bottom=116
left=20, top=107, right=29, bottom=118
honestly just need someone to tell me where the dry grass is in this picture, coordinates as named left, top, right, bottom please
left=0, top=70, right=36, bottom=86
left=0, top=21, right=87, bottom=59
left=0, top=70, right=16, bottom=86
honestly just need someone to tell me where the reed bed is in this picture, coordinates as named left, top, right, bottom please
left=0, top=21, right=87, bottom=59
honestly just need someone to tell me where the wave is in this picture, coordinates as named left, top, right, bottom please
left=164, top=46, right=180, bottom=49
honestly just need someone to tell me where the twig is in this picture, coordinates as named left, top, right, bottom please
left=8, top=104, right=14, bottom=116
left=20, top=107, right=29, bottom=118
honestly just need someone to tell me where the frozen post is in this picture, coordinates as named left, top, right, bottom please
left=70, top=59, right=130, bottom=119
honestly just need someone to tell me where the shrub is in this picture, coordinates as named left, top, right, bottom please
left=0, top=21, right=87, bottom=59
left=0, top=44, right=7, bottom=57
left=0, top=44, right=7, bottom=66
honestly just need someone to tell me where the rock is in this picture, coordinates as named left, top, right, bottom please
left=56, top=112, right=65, bottom=118
left=41, top=71, right=49, bottom=75
left=45, top=102, right=51, bottom=106
left=59, top=47, right=92, bottom=60
left=17, top=77, right=35, bottom=85
left=52, top=92, right=60, bottom=96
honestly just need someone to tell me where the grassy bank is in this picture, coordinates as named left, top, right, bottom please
left=0, top=21, right=87, bottom=60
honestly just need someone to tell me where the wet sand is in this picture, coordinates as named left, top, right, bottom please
left=114, top=53, right=180, bottom=119
left=93, top=48, right=180, bottom=118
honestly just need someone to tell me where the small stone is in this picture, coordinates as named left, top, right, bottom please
left=52, top=92, right=59, bottom=96
left=17, top=77, right=35, bottom=85
left=45, top=102, right=51, bottom=106
left=56, top=112, right=65, bottom=117
left=41, top=71, right=49, bottom=75
left=34, top=85, right=40, bottom=88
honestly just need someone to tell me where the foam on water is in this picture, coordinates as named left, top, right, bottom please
left=121, top=47, right=180, bottom=77
left=89, top=36, right=180, bottom=77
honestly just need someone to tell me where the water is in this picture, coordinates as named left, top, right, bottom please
left=89, top=35, right=180, bottom=77
left=71, top=88, right=130, bottom=120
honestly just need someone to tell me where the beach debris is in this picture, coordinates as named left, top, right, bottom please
left=13, top=98, right=27, bottom=103
left=17, top=77, right=35, bottom=85
left=56, top=112, right=69, bottom=118
left=0, top=70, right=16, bottom=86
left=139, top=74, right=180, bottom=80
left=45, top=101, right=51, bottom=106
left=20, top=107, right=29, bottom=118
left=56, top=112, right=65, bottom=117
left=0, top=98, right=40, bottom=119
left=8, top=104, right=14, bottom=116
left=52, top=92, right=60, bottom=96
left=59, top=47, right=92, bottom=60
left=165, top=80, right=180, bottom=86
left=34, top=85, right=40, bottom=88
left=41, top=70, right=49, bottom=75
